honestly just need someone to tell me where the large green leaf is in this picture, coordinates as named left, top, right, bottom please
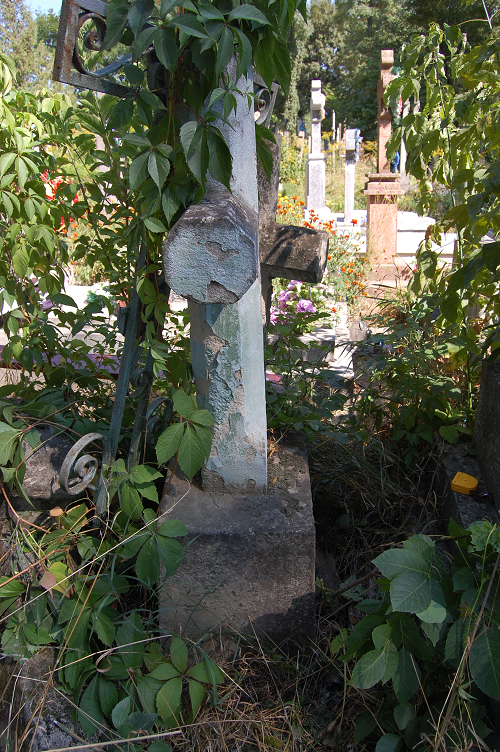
left=392, top=647, right=420, bottom=704
left=78, top=675, right=105, bottom=738
left=156, top=677, right=183, bottom=722
left=349, top=648, right=388, bottom=689
left=120, top=482, right=143, bottom=521
left=390, top=572, right=432, bottom=614
left=188, top=679, right=206, bottom=718
left=180, top=120, right=208, bottom=186
left=136, top=537, right=160, bottom=587
left=227, top=4, right=270, bottom=24
left=170, top=636, right=188, bottom=673
left=173, top=388, right=196, bottom=419
left=178, top=423, right=209, bottom=480
left=157, top=519, right=187, bottom=538
left=375, top=733, right=402, bottom=752
left=415, top=600, right=447, bottom=624
left=207, top=127, right=232, bottom=190
left=470, top=626, right=500, bottom=700
left=0, top=423, right=22, bottom=465
left=156, top=422, right=185, bottom=465
left=136, top=675, right=163, bottom=714
left=102, top=0, right=129, bottom=49
left=116, top=613, right=146, bottom=669
left=373, top=549, right=430, bottom=579
left=98, top=677, right=118, bottom=718
left=148, top=150, right=171, bottom=191
left=150, top=662, right=180, bottom=681
left=154, top=28, right=178, bottom=72
left=444, top=618, right=468, bottom=664
left=353, top=712, right=377, bottom=744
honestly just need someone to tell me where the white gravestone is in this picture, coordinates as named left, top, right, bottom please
left=305, top=80, right=333, bottom=222
left=344, top=128, right=356, bottom=224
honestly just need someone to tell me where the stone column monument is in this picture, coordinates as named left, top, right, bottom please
left=305, top=80, right=332, bottom=221
left=365, top=50, right=403, bottom=281
left=160, top=65, right=316, bottom=640
left=344, top=128, right=357, bottom=224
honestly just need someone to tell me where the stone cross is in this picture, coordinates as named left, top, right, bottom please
left=365, top=50, right=403, bottom=281
left=163, top=61, right=267, bottom=494
left=258, top=135, right=329, bottom=326
left=344, top=128, right=357, bottom=224
left=377, top=49, right=395, bottom=174
left=305, top=80, right=328, bottom=218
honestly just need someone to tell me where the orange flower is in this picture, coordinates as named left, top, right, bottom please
left=341, top=266, right=346, bottom=272
left=300, top=201, right=305, bottom=206
left=352, top=218, right=358, bottom=225
left=331, top=306, right=337, bottom=313
left=327, top=255, right=331, bottom=260
left=292, top=195, right=298, bottom=200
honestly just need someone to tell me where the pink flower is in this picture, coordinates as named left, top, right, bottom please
left=296, top=299, right=316, bottom=314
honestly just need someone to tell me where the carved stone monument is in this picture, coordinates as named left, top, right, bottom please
left=365, top=50, right=403, bottom=280
left=305, top=80, right=333, bottom=222
left=344, top=129, right=357, bottom=224
left=160, top=65, right=317, bottom=640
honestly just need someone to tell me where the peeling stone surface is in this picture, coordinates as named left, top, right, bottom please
left=162, top=194, right=259, bottom=304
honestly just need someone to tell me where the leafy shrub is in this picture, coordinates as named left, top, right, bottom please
left=340, top=520, right=500, bottom=751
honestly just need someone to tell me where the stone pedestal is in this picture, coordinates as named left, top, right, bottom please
left=365, top=173, right=404, bottom=281
left=159, top=432, right=316, bottom=641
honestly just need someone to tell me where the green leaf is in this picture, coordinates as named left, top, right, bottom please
left=173, top=389, right=196, bottom=419
left=156, top=422, right=185, bottom=465
left=129, top=464, right=163, bottom=484
left=444, top=618, right=468, bottom=664
left=162, top=186, right=181, bottom=225
left=0, top=152, right=16, bottom=178
left=483, top=240, right=500, bottom=272
left=186, top=659, right=224, bottom=684
left=136, top=675, right=163, bottom=714
left=272, top=35, right=292, bottom=96
left=372, top=624, right=392, bottom=650
left=349, top=648, right=387, bottom=689
left=227, top=4, right=270, bottom=24
left=373, top=549, right=430, bottom=579
left=109, top=98, right=134, bottom=130
left=112, top=696, right=132, bottom=730
left=215, top=25, right=235, bottom=77
left=170, top=636, right=188, bottom=673
left=150, top=662, right=180, bottom=680
left=148, top=151, right=171, bottom=191
left=123, top=63, right=144, bottom=87
left=154, top=28, right=178, bottom=72
left=470, top=627, right=500, bottom=701
left=0, top=423, right=22, bottom=465
left=353, top=712, right=377, bottom=744
left=375, top=733, right=401, bottom=752
left=120, top=482, right=143, bottom=521
left=136, top=537, right=160, bottom=586
left=207, top=127, right=232, bottom=189
left=98, top=677, right=118, bottom=718
left=171, top=13, right=209, bottom=38
left=15, top=157, right=28, bottom=189
left=144, top=217, right=167, bottom=233
left=92, top=612, right=116, bottom=646
left=78, top=676, right=105, bottom=738
left=188, top=679, right=205, bottom=718
left=178, top=423, right=208, bottom=480
left=157, top=519, right=187, bottom=538
left=393, top=703, right=415, bottom=731
left=390, top=572, right=432, bottom=614
left=180, top=120, right=208, bottom=186
left=156, top=677, right=183, bottom=722
left=148, top=742, right=172, bottom=752
left=102, top=0, right=129, bottom=49
left=129, top=151, right=150, bottom=191
left=157, top=535, right=184, bottom=576
left=415, top=600, right=447, bottom=624
left=392, top=648, right=420, bottom=704
left=116, top=612, right=146, bottom=669
left=0, top=576, right=25, bottom=600
left=189, top=409, right=215, bottom=427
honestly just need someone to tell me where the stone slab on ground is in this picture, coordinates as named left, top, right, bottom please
left=10, top=426, right=80, bottom=510
left=158, top=431, right=316, bottom=641
left=475, top=359, right=500, bottom=510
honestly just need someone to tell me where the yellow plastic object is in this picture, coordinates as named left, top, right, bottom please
left=451, top=472, right=479, bottom=495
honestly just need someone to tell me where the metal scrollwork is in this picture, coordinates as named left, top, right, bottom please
left=253, top=72, right=279, bottom=128
left=59, top=432, right=106, bottom=496
left=146, top=397, right=173, bottom=442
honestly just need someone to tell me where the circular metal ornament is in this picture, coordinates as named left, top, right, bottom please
left=59, top=432, right=105, bottom=496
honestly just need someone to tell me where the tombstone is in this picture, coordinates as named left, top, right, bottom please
left=305, top=80, right=333, bottom=222
left=344, top=129, right=357, bottom=224
left=160, top=63, right=317, bottom=640
left=364, top=50, right=403, bottom=283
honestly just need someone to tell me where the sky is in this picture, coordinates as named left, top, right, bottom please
left=26, top=0, right=61, bottom=15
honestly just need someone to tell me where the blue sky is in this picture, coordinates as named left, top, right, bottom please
left=27, top=0, right=61, bottom=15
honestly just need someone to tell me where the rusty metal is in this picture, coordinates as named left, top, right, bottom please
left=53, top=0, right=131, bottom=97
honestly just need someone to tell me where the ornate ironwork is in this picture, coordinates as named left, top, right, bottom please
left=53, top=0, right=132, bottom=96
left=59, top=432, right=106, bottom=495
left=253, top=73, right=279, bottom=127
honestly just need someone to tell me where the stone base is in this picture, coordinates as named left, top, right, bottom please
left=365, top=174, right=404, bottom=278
left=158, top=432, right=316, bottom=642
